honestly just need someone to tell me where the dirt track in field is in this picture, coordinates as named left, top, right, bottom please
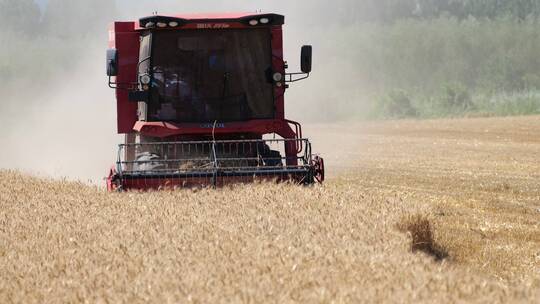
left=1, top=116, right=539, bottom=302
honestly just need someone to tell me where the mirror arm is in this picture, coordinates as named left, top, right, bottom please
left=108, top=75, right=117, bottom=89
left=284, top=72, right=310, bottom=83
left=108, top=76, right=138, bottom=90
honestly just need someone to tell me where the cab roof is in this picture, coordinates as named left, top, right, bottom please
left=168, top=12, right=279, bottom=19
left=138, top=13, right=285, bottom=29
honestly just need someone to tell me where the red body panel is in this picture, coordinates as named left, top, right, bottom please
left=133, top=120, right=291, bottom=138
left=109, top=22, right=139, bottom=133
left=271, top=27, right=286, bottom=120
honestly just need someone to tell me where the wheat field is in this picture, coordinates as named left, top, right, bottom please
left=1, top=116, right=539, bottom=303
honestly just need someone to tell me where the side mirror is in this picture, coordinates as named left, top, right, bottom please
left=106, top=48, right=118, bottom=76
left=301, top=45, right=312, bottom=74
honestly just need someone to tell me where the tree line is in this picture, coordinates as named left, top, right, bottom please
left=333, top=0, right=540, bottom=24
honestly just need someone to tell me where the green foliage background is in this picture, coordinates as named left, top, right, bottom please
left=345, top=16, right=540, bottom=118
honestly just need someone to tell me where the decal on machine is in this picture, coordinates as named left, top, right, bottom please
left=201, top=123, right=226, bottom=129
left=196, top=23, right=231, bottom=29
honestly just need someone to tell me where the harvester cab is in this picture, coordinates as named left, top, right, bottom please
left=105, top=13, right=324, bottom=191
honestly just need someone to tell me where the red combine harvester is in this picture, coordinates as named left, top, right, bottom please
left=105, top=12, right=324, bottom=191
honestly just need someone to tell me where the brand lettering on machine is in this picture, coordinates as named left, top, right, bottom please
left=197, top=23, right=231, bottom=29
left=201, top=123, right=225, bottom=129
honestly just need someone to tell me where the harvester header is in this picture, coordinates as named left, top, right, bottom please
left=105, top=12, right=324, bottom=191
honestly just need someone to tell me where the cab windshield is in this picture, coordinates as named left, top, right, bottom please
left=143, top=29, right=274, bottom=123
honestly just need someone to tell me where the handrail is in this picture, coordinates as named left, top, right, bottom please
left=116, top=138, right=313, bottom=179
left=285, top=120, right=303, bottom=154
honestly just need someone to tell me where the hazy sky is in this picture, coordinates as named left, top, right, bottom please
left=34, top=0, right=47, bottom=11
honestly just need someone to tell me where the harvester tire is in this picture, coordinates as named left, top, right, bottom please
left=312, top=155, right=325, bottom=183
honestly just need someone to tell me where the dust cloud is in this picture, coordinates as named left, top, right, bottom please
left=0, top=48, right=120, bottom=183
left=0, top=1, right=364, bottom=183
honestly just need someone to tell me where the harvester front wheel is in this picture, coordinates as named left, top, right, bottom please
left=106, top=166, right=121, bottom=192
left=312, top=155, right=325, bottom=183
